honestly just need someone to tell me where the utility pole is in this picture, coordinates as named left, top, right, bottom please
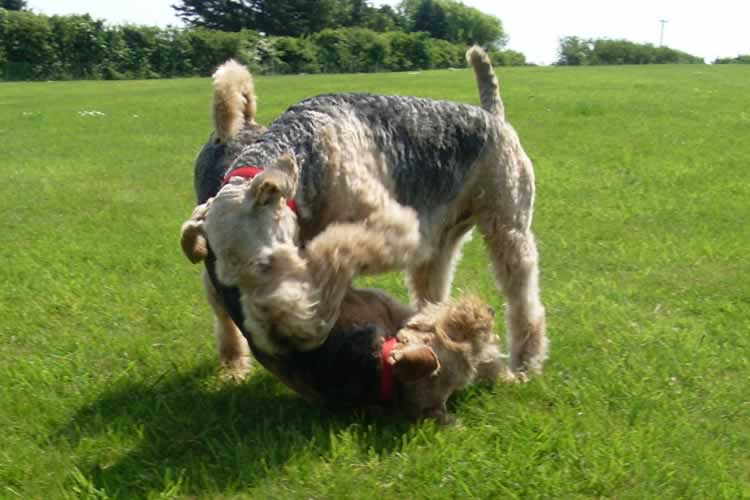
left=659, top=19, right=668, bottom=46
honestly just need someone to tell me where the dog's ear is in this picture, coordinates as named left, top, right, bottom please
left=179, top=199, right=213, bottom=263
left=180, top=221, right=207, bottom=263
left=389, top=344, right=440, bottom=382
left=251, top=154, right=299, bottom=205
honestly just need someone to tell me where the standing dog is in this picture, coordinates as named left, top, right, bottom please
left=182, top=47, right=547, bottom=381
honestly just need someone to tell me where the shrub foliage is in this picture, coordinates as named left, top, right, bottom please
left=0, top=8, right=526, bottom=81
left=713, top=54, right=750, bottom=64
left=556, top=36, right=704, bottom=65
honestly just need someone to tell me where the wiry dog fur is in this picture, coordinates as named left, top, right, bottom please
left=212, top=59, right=257, bottom=142
left=183, top=46, right=547, bottom=382
left=188, top=171, right=419, bottom=355
left=183, top=209, right=505, bottom=422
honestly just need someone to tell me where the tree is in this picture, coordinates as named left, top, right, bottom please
left=173, top=0, right=356, bottom=36
left=48, top=14, right=108, bottom=78
left=1, top=10, right=58, bottom=79
left=1, top=0, right=27, bottom=10
left=362, top=5, right=403, bottom=32
left=714, top=54, right=750, bottom=64
left=348, top=0, right=368, bottom=26
left=413, top=0, right=448, bottom=40
left=441, top=0, right=506, bottom=48
left=400, top=0, right=506, bottom=48
left=491, top=49, right=526, bottom=66
left=556, top=36, right=703, bottom=66
left=172, top=0, right=256, bottom=32
left=255, top=0, right=349, bottom=36
left=556, top=36, right=592, bottom=65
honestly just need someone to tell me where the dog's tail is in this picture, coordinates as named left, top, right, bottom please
left=466, top=46, right=505, bottom=121
left=212, top=59, right=257, bottom=142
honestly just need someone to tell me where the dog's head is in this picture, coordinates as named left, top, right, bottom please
left=180, top=154, right=301, bottom=287
left=392, top=295, right=503, bottom=419
left=207, top=155, right=301, bottom=287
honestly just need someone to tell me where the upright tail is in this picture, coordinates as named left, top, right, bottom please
left=466, top=46, right=505, bottom=121
left=211, top=60, right=257, bottom=142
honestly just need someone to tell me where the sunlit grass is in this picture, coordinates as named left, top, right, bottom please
left=1, top=64, right=748, bottom=498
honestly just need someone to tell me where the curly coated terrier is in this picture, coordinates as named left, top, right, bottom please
left=181, top=46, right=547, bottom=382
left=183, top=206, right=507, bottom=422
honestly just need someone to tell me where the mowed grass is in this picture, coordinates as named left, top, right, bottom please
left=1, top=63, right=748, bottom=498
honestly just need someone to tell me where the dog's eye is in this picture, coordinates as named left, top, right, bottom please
left=396, top=332, right=410, bottom=344
left=255, top=257, right=272, bottom=274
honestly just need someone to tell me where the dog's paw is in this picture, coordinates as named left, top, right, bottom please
left=424, top=407, right=456, bottom=425
left=220, top=368, right=250, bottom=383
left=220, top=358, right=251, bottom=383
left=438, top=413, right=457, bottom=426
left=499, top=367, right=529, bottom=384
left=387, top=349, right=402, bottom=364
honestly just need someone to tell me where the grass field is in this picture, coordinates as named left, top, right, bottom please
left=1, top=63, right=749, bottom=498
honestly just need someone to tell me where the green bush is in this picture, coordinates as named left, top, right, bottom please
left=713, top=54, right=750, bottom=64
left=316, top=28, right=384, bottom=73
left=429, top=38, right=464, bottom=68
left=490, top=49, right=526, bottom=66
left=149, top=28, right=195, bottom=78
left=0, top=9, right=487, bottom=80
left=48, top=14, right=108, bottom=79
left=346, top=28, right=389, bottom=73
left=1, top=9, right=57, bottom=79
left=384, top=31, right=432, bottom=71
left=314, top=29, right=352, bottom=73
left=557, top=37, right=704, bottom=66
left=186, top=28, right=247, bottom=77
left=0, top=9, right=8, bottom=74
left=270, top=36, right=319, bottom=74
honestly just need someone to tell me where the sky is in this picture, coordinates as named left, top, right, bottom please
left=26, top=0, right=750, bottom=64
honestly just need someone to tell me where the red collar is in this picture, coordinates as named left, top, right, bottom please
left=380, top=337, right=399, bottom=401
left=222, top=166, right=298, bottom=215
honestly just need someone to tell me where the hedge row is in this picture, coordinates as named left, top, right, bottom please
left=713, top=54, right=750, bottom=64
left=557, top=36, right=704, bottom=66
left=0, top=9, right=525, bottom=81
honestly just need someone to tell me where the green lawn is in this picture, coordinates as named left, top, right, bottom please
left=1, top=64, right=748, bottom=499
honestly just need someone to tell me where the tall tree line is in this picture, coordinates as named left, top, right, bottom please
left=1, top=0, right=26, bottom=10
left=172, top=0, right=405, bottom=37
left=172, top=0, right=506, bottom=48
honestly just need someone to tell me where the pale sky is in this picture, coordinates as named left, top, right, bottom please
left=26, top=0, right=750, bottom=64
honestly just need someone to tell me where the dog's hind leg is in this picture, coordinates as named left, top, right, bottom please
left=406, top=226, right=472, bottom=309
left=480, top=223, right=547, bottom=376
left=203, top=271, right=251, bottom=381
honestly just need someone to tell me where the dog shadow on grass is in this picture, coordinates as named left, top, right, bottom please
left=53, top=362, right=414, bottom=496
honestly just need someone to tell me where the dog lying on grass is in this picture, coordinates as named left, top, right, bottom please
left=182, top=46, right=547, bottom=383
left=182, top=203, right=506, bottom=422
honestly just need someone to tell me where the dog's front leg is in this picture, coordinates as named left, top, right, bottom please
left=299, top=201, right=420, bottom=337
left=202, top=271, right=251, bottom=380
left=306, top=200, right=420, bottom=279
